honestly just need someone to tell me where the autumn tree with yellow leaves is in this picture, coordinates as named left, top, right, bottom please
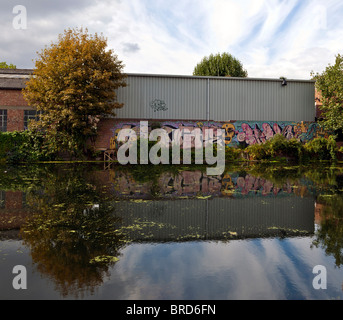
left=23, top=28, right=127, bottom=157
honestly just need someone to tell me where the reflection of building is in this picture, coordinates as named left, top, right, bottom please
left=315, top=202, right=324, bottom=226
left=0, top=166, right=319, bottom=243
left=115, top=196, right=315, bottom=242
left=0, top=191, right=30, bottom=232
left=0, top=174, right=316, bottom=242
left=108, top=169, right=316, bottom=200
left=104, top=169, right=317, bottom=241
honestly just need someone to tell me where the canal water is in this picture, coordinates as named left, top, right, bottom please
left=0, top=163, right=343, bottom=300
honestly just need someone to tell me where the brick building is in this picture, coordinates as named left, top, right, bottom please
left=0, top=68, right=38, bottom=132
left=0, top=68, right=117, bottom=151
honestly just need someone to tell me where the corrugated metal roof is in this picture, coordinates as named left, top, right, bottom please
left=126, top=72, right=315, bottom=83
left=0, top=77, right=28, bottom=89
left=0, top=68, right=32, bottom=89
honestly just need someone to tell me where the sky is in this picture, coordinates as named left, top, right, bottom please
left=1, top=0, right=343, bottom=79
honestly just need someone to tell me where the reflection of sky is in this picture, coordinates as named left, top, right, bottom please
left=1, top=237, right=343, bottom=300
left=101, top=238, right=343, bottom=300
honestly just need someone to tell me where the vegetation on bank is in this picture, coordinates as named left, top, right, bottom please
left=243, top=134, right=338, bottom=162
left=0, top=130, right=55, bottom=164
left=0, top=130, right=340, bottom=164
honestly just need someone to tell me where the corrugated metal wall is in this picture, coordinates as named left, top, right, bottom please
left=114, top=74, right=208, bottom=120
left=114, top=74, right=315, bottom=122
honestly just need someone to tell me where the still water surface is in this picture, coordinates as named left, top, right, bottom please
left=0, top=163, right=343, bottom=300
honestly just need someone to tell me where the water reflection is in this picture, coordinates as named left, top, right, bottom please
left=0, top=163, right=342, bottom=299
left=313, top=194, right=343, bottom=267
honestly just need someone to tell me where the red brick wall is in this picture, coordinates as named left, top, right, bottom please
left=7, top=109, right=24, bottom=131
left=91, top=118, right=117, bottom=150
left=0, top=89, right=28, bottom=106
left=0, top=89, right=30, bottom=131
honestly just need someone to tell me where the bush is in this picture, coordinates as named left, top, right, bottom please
left=0, top=130, right=57, bottom=164
left=0, top=131, right=22, bottom=161
left=246, top=134, right=304, bottom=161
left=304, top=136, right=338, bottom=161
left=225, top=146, right=245, bottom=162
left=245, top=142, right=270, bottom=161
left=245, top=134, right=339, bottom=162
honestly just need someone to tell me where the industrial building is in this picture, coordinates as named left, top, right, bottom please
left=0, top=68, right=325, bottom=151
left=114, top=73, right=316, bottom=122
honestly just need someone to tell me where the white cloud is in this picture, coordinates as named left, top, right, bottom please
left=1, top=0, right=343, bottom=79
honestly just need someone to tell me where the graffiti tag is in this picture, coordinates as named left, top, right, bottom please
left=150, top=99, right=168, bottom=112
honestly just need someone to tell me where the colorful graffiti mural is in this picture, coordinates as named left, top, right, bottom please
left=110, top=120, right=328, bottom=149
left=231, top=121, right=326, bottom=147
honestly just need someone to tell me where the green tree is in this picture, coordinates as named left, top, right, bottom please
left=312, top=54, right=343, bottom=135
left=0, top=62, right=16, bottom=69
left=193, top=52, right=248, bottom=77
left=23, top=27, right=127, bottom=157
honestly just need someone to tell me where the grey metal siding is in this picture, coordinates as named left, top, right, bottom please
left=114, top=75, right=207, bottom=120
left=114, top=74, right=315, bottom=122
left=210, top=79, right=315, bottom=122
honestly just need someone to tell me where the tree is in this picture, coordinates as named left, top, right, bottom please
left=193, top=52, right=248, bottom=77
left=312, top=54, right=343, bottom=135
left=23, top=27, right=127, bottom=156
left=0, top=62, right=16, bottom=69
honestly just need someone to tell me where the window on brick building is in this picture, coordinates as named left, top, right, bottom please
left=24, top=110, right=40, bottom=130
left=0, top=110, right=7, bottom=132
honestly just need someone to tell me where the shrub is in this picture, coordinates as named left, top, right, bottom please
left=0, top=130, right=57, bottom=164
left=225, top=146, right=245, bottom=162
left=245, top=134, right=305, bottom=162
left=244, top=142, right=270, bottom=161
left=304, top=136, right=338, bottom=161
left=245, top=134, right=338, bottom=162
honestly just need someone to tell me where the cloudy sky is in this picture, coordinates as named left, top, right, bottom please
left=1, top=0, right=342, bottom=79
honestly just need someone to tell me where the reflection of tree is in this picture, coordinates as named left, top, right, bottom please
left=19, top=165, right=124, bottom=298
left=2, top=162, right=343, bottom=296
left=312, top=194, right=343, bottom=268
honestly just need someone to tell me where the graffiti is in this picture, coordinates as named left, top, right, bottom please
left=112, top=121, right=225, bottom=149
left=150, top=99, right=168, bottom=112
left=234, top=121, right=323, bottom=146
left=294, top=122, right=319, bottom=142
left=111, top=120, right=327, bottom=149
left=108, top=169, right=313, bottom=200
left=221, top=173, right=235, bottom=196
left=222, top=123, right=236, bottom=145
left=235, top=174, right=290, bottom=197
